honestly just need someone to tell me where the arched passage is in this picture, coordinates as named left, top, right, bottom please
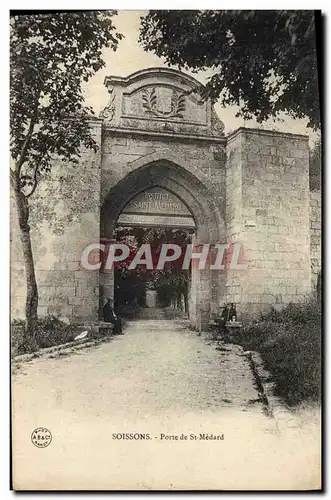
left=101, top=158, right=226, bottom=331
left=102, top=157, right=224, bottom=238
left=117, top=186, right=196, bottom=229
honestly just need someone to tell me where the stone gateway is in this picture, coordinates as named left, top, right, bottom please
left=10, top=68, right=321, bottom=332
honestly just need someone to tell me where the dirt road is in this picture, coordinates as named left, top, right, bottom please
left=12, top=320, right=321, bottom=490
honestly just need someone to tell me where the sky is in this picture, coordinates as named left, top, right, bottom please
left=84, top=10, right=319, bottom=144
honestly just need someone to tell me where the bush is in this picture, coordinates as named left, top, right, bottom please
left=237, top=301, right=321, bottom=406
left=11, top=319, right=27, bottom=356
left=11, top=315, right=82, bottom=356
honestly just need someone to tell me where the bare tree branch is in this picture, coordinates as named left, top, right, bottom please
left=26, top=164, right=41, bottom=199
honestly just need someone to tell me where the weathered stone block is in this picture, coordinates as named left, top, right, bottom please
left=66, top=261, right=81, bottom=271
left=39, top=295, right=68, bottom=306
left=53, top=262, right=68, bottom=271
left=54, top=286, right=76, bottom=296
left=289, top=148, right=309, bottom=159
left=37, top=306, right=48, bottom=317
left=39, top=286, right=56, bottom=298
left=282, top=157, right=296, bottom=166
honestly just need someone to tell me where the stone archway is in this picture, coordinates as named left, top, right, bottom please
left=101, top=158, right=225, bottom=331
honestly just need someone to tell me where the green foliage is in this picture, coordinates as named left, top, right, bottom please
left=10, top=11, right=123, bottom=195
left=10, top=12, right=123, bottom=335
left=114, top=226, right=190, bottom=288
left=113, top=227, right=190, bottom=309
left=238, top=301, right=321, bottom=405
left=139, top=10, right=320, bottom=129
left=11, top=315, right=83, bottom=355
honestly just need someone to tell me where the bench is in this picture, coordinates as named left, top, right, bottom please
left=211, top=319, right=243, bottom=341
left=225, top=321, right=243, bottom=329
left=98, top=321, right=115, bottom=336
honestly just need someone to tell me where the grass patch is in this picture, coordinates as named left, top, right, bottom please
left=236, top=301, right=321, bottom=406
left=11, top=316, right=86, bottom=356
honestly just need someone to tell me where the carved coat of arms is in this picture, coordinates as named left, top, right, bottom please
left=142, top=87, right=186, bottom=119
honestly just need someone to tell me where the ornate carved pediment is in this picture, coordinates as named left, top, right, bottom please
left=100, top=68, right=225, bottom=138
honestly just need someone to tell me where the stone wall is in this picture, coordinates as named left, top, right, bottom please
left=10, top=120, right=102, bottom=324
left=310, top=191, right=322, bottom=294
left=11, top=124, right=318, bottom=327
left=224, top=130, right=244, bottom=310
left=100, top=132, right=227, bottom=330
left=100, top=133, right=226, bottom=209
left=224, top=128, right=312, bottom=319
left=10, top=67, right=320, bottom=329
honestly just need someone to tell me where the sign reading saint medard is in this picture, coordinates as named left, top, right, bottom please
left=117, top=188, right=195, bottom=228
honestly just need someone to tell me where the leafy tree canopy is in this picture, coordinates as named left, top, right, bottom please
left=113, top=226, right=191, bottom=292
left=139, top=10, right=320, bottom=129
left=10, top=12, right=123, bottom=339
left=10, top=11, right=123, bottom=195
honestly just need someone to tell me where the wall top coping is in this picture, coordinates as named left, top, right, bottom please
left=87, top=117, right=103, bottom=129
left=103, top=125, right=226, bottom=144
left=104, top=67, right=203, bottom=90
left=103, top=123, right=309, bottom=145
left=227, top=126, right=309, bottom=144
left=88, top=117, right=103, bottom=123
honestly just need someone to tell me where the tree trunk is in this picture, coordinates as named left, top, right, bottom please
left=13, top=186, right=38, bottom=349
left=183, top=289, right=189, bottom=314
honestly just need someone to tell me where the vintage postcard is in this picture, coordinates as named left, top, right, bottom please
left=10, top=10, right=322, bottom=490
